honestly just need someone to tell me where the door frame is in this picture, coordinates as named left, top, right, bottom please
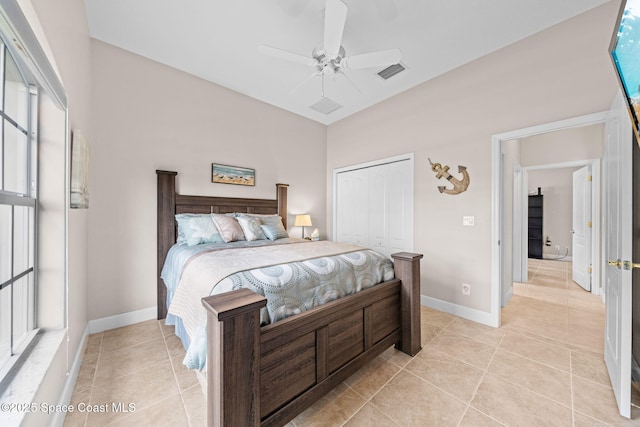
left=490, top=111, right=608, bottom=327
left=512, top=163, right=525, bottom=283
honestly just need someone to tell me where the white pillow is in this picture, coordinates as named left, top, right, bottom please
left=211, top=214, right=245, bottom=243
left=236, top=215, right=266, bottom=241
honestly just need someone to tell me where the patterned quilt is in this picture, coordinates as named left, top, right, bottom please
left=166, top=240, right=394, bottom=370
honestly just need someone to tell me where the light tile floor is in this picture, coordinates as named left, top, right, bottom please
left=64, top=259, right=640, bottom=426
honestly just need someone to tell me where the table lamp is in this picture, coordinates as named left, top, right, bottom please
left=294, top=214, right=312, bottom=239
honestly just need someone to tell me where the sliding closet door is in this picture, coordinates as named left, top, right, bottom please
left=336, top=168, right=369, bottom=246
left=368, top=164, right=388, bottom=255
left=387, top=160, right=413, bottom=255
left=335, top=157, right=413, bottom=257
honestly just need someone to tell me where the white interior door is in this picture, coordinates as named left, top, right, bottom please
left=603, top=91, right=633, bottom=418
left=572, top=165, right=591, bottom=291
left=386, top=160, right=413, bottom=255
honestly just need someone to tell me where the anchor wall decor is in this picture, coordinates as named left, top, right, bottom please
left=428, top=158, right=470, bottom=195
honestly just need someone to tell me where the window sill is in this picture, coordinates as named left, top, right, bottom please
left=0, top=329, right=66, bottom=427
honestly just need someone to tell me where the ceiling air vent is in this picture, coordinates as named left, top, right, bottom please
left=310, top=97, right=342, bottom=115
left=377, top=63, right=405, bottom=80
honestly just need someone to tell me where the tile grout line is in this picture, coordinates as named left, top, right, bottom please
left=159, top=320, right=195, bottom=427
left=570, top=348, right=576, bottom=427
left=90, top=323, right=180, bottom=426
left=459, top=332, right=507, bottom=426
left=339, top=319, right=456, bottom=427
left=339, top=349, right=417, bottom=426
left=83, top=333, right=103, bottom=427
left=515, top=259, right=614, bottom=425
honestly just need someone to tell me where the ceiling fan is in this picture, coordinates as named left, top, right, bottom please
left=258, top=0, right=402, bottom=96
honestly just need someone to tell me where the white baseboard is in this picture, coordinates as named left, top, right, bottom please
left=88, top=306, right=156, bottom=334
left=421, top=295, right=495, bottom=327
left=51, top=325, right=89, bottom=427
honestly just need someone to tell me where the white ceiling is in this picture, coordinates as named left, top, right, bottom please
left=83, top=0, right=609, bottom=125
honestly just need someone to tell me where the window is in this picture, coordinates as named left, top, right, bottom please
left=0, top=40, right=37, bottom=374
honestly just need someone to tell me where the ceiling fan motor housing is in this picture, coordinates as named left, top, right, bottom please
left=312, top=45, right=346, bottom=73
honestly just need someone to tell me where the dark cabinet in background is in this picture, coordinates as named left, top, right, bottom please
left=528, top=189, right=543, bottom=259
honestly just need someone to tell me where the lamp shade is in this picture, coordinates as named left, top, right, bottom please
left=294, top=214, right=312, bottom=227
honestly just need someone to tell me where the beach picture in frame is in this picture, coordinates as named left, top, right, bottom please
left=211, top=163, right=255, bottom=186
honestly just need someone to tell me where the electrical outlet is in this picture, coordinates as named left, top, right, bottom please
left=555, top=245, right=560, bottom=251
left=461, top=283, right=471, bottom=295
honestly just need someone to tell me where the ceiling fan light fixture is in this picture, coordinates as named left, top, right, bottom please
left=310, top=97, right=342, bottom=115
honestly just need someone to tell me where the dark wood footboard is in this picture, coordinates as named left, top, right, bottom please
left=202, top=252, right=423, bottom=427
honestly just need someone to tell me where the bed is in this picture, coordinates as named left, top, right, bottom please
left=156, top=170, right=423, bottom=426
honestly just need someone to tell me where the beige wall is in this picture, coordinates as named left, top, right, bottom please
left=326, top=2, right=620, bottom=314
left=88, top=40, right=327, bottom=320
left=520, top=124, right=605, bottom=167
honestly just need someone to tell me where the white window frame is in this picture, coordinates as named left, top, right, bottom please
left=0, top=40, right=39, bottom=381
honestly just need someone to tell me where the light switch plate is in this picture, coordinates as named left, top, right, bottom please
left=463, top=216, right=475, bottom=226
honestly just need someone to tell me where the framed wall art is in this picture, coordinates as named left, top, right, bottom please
left=211, top=163, right=255, bottom=186
left=70, top=129, right=90, bottom=208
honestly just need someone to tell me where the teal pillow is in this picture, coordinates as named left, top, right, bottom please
left=261, top=223, right=289, bottom=240
left=175, top=214, right=224, bottom=246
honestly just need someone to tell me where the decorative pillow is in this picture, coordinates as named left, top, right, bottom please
left=175, top=214, right=224, bottom=246
left=236, top=215, right=266, bottom=241
left=242, top=213, right=286, bottom=227
left=261, top=223, right=289, bottom=241
left=211, top=213, right=245, bottom=243
left=175, top=213, right=197, bottom=245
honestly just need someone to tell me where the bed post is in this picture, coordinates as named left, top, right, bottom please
left=391, top=252, right=424, bottom=356
left=156, top=170, right=178, bottom=320
left=202, top=289, right=267, bottom=427
left=276, top=183, right=288, bottom=229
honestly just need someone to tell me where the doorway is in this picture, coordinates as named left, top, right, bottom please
left=490, top=111, right=608, bottom=327
left=492, top=105, right=635, bottom=418
left=515, top=160, right=599, bottom=298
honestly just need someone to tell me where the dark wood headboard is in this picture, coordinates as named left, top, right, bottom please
left=156, top=170, right=289, bottom=319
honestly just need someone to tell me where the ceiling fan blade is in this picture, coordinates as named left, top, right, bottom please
left=289, top=71, right=321, bottom=94
left=335, top=71, right=362, bottom=93
left=258, top=45, right=317, bottom=67
left=323, top=0, right=348, bottom=58
left=342, top=48, right=401, bottom=69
